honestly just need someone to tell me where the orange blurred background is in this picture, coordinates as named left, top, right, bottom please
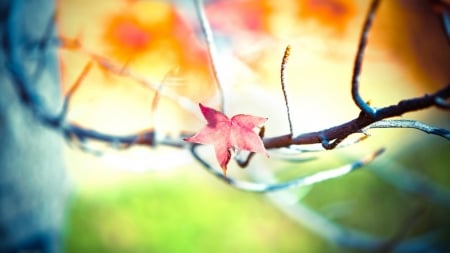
left=57, top=0, right=450, bottom=138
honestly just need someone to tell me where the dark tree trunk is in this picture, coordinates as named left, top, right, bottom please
left=0, top=1, right=68, bottom=252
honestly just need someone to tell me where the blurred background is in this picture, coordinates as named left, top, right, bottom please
left=56, top=0, right=450, bottom=252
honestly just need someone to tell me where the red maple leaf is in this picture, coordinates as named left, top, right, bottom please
left=185, top=104, right=268, bottom=176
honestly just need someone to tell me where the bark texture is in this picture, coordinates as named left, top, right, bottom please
left=0, top=1, right=68, bottom=252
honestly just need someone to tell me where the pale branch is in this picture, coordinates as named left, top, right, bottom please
left=351, top=0, right=380, bottom=117
left=190, top=144, right=384, bottom=193
left=435, top=96, right=450, bottom=109
left=59, top=60, right=94, bottom=123
left=253, top=150, right=317, bottom=163
left=365, top=120, right=450, bottom=140
left=271, top=200, right=445, bottom=252
left=251, top=163, right=446, bottom=253
left=194, top=0, right=225, bottom=112
left=286, top=134, right=369, bottom=154
left=438, top=6, right=450, bottom=43
left=58, top=36, right=201, bottom=118
left=369, top=160, right=450, bottom=208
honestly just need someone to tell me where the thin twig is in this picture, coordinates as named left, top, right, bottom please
left=58, top=39, right=201, bottom=118
left=31, top=11, right=57, bottom=82
left=194, top=0, right=225, bottom=112
left=280, top=45, right=294, bottom=137
left=58, top=60, right=94, bottom=123
left=351, top=0, right=381, bottom=117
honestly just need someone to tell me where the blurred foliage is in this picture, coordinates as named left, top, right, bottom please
left=64, top=164, right=330, bottom=253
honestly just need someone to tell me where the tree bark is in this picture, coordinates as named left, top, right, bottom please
left=0, top=1, right=68, bottom=252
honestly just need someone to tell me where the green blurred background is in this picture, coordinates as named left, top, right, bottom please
left=63, top=131, right=450, bottom=252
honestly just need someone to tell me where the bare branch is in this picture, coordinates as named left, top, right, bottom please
left=194, top=0, right=225, bottom=111
left=58, top=37, right=201, bottom=118
left=351, top=0, right=381, bottom=117
left=365, top=120, right=450, bottom=140
left=287, top=134, right=369, bottom=154
left=263, top=84, right=450, bottom=149
left=249, top=158, right=444, bottom=252
left=190, top=144, right=384, bottom=193
left=63, top=124, right=188, bottom=149
left=370, top=160, right=450, bottom=208
left=58, top=60, right=94, bottom=123
left=5, top=1, right=61, bottom=127
left=266, top=189, right=444, bottom=252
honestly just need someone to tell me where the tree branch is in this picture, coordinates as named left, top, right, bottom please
left=351, top=0, right=380, bottom=117
left=190, top=144, right=384, bottom=193
left=365, top=119, right=450, bottom=140
left=263, top=84, right=450, bottom=148
left=194, top=0, right=226, bottom=111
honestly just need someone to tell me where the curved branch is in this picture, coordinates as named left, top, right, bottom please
left=256, top=173, right=445, bottom=252
left=351, top=0, right=381, bottom=117
left=63, top=124, right=187, bottom=149
left=435, top=96, right=450, bottom=109
left=369, top=160, right=450, bottom=208
left=58, top=60, right=94, bottom=123
left=190, top=144, right=384, bottom=193
left=365, top=120, right=450, bottom=140
left=5, top=1, right=61, bottom=127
